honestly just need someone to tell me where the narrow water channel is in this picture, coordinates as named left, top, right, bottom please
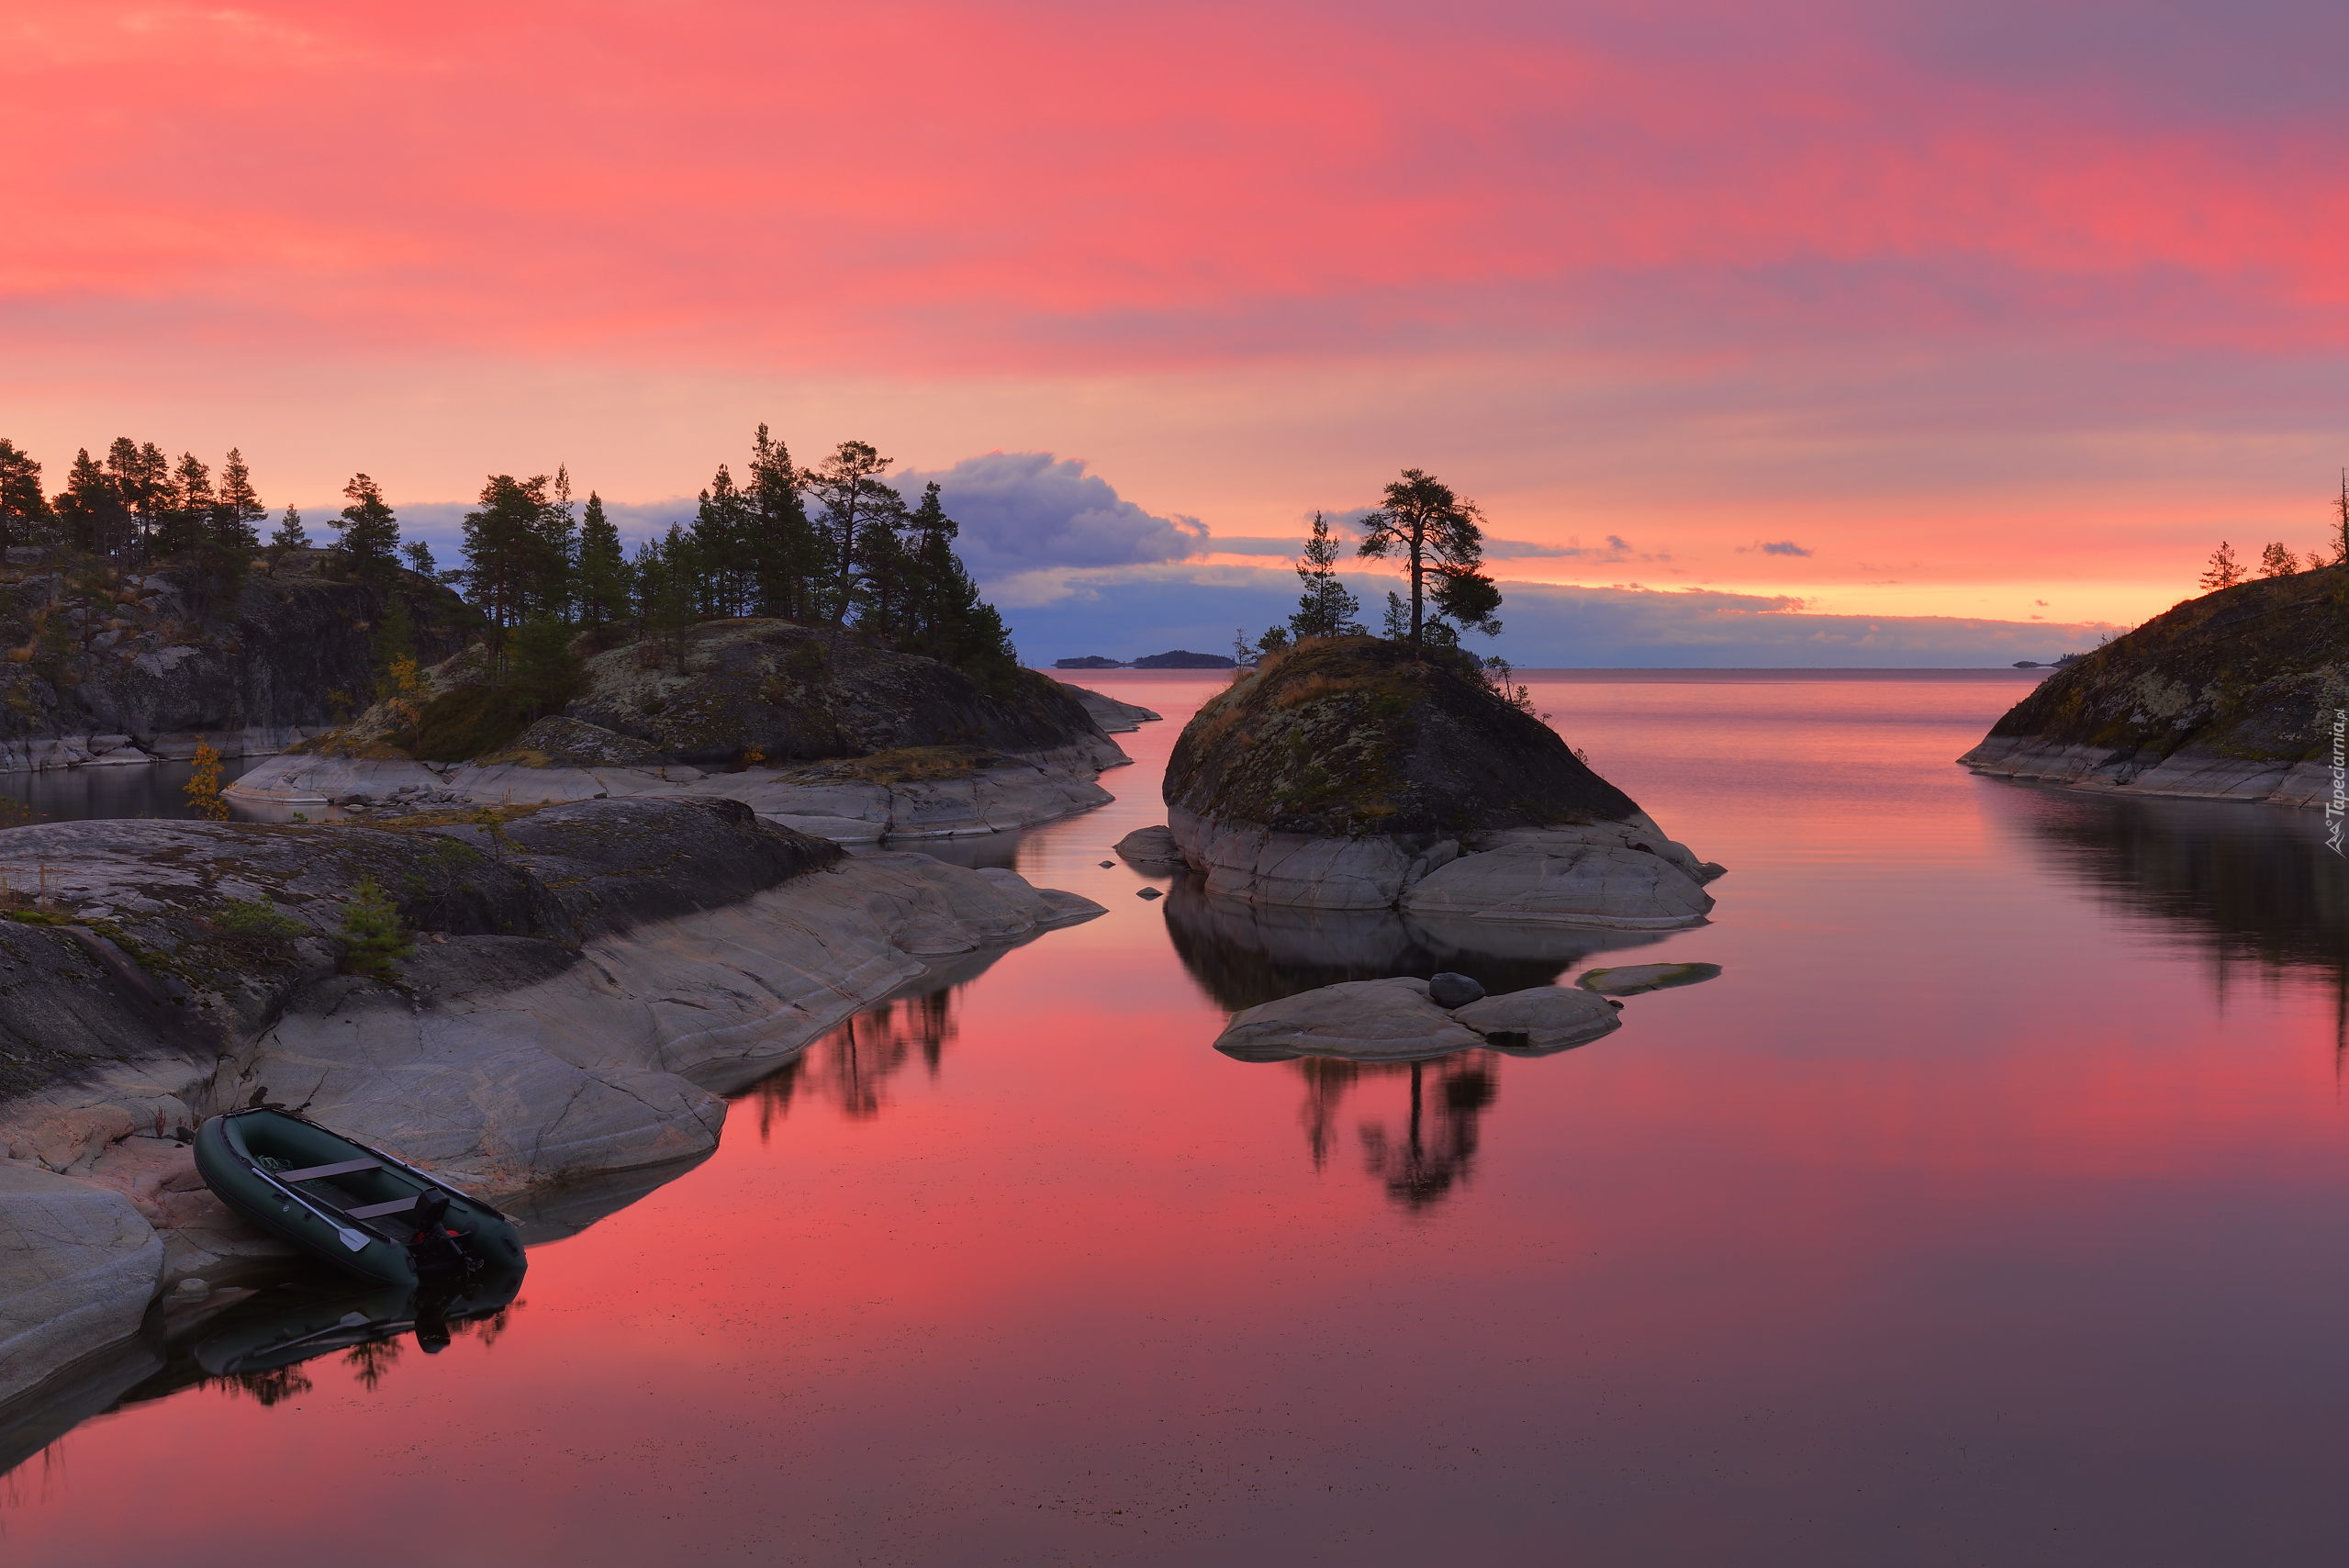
left=5, top=670, right=2343, bottom=1567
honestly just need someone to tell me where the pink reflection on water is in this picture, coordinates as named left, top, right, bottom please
left=5, top=669, right=2346, bottom=1565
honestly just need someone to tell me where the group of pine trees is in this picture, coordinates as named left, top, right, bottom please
left=1255, top=468, right=1504, bottom=660
left=2200, top=476, right=2349, bottom=591
left=0, top=426, right=1020, bottom=689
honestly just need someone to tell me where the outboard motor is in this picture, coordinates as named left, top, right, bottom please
left=407, top=1188, right=473, bottom=1277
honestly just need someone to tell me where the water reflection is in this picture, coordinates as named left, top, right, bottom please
left=743, top=990, right=956, bottom=1134
left=0, top=1268, right=524, bottom=1477
left=1299, top=1054, right=1501, bottom=1212
left=0, top=756, right=263, bottom=824
left=1998, top=786, right=2349, bottom=1000
left=1163, top=878, right=1667, bottom=1011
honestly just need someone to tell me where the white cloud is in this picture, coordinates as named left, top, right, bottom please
left=893, top=452, right=1206, bottom=578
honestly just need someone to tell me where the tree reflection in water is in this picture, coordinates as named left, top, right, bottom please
left=747, top=990, right=957, bottom=1137
left=2000, top=787, right=2349, bottom=1025
left=1297, top=1052, right=1502, bottom=1212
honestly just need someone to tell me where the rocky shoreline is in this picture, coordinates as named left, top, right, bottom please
left=0, top=797, right=1102, bottom=1410
left=225, top=728, right=1128, bottom=842
left=1958, top=565, right=2347, bottom=810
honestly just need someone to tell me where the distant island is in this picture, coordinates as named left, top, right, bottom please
left=1055, top=650, right=1238, bottom=670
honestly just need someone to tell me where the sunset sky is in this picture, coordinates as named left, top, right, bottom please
left=6, top=1, right=2346, bottom=662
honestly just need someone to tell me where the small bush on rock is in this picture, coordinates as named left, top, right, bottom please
left=336, top=876, right=410, bottom=981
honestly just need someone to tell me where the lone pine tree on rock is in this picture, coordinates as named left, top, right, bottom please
left=1356, top=469, right=1503, bottom=656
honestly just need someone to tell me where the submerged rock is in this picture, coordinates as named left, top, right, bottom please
left=1213, top=977, right=1619, bottom=1063
left=1577, top=961, right=1723, bottom=995
left=1162, top=636, right=1719, bottom=924
left=1960, top=566, right=2349, bottom=807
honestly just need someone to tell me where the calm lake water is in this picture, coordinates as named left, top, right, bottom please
left=7, top=669, right=2347, bottom=1566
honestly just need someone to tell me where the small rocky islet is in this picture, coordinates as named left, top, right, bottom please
left=1157, top=634, right=1725, bottom=925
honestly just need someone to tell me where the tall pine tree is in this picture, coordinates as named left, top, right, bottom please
left=575, top=491, right=633, bottom=636
left=214, top=448, right=265, bottom=554
left=0, top=439, right=50, bottom=549
left=335, top=474, right=402, bottom=583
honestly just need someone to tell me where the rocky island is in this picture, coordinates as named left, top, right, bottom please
left=1960, top=565, right=2343, bottom=805
left=1158, top=635, right=1724, bottom=927
left=226, top=620, right=1130, bottom=842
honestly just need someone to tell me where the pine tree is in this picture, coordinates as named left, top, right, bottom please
left=691, top=465, right=753, bottom=618
left=214, top=448, right=266, bottom=554
left=745, top=424, right=815, bottom=621
left=2260, top=542, right=2300, bottom=577
left=164, top=453, right=214, bottom=556
left=102, top=439, right=172, bottom=562
left=1356, top=470, right=1499, bottom=657
left=803, top=440, right=895, bottom=626
left=509, top=611, right=578, bottom=719
left=335, top=474, right=402, bottom=583
left=53, top=449, right=125, bottom=555
left=575, top=491, right=632, bottom=636
left=271, top=505, right=310, bottom=550
left=460, top=474, right=566, bottom=680
left=2198, top=541, right=2246, bottom=592
left=1288, top=511, right=1364, bottom=641
left=0, top=440, right=50, bottom=549
left=639, top=524, right=699, bottom=669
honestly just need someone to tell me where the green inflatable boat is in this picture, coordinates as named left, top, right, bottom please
left=196, top=1107, right=526, bottom=1287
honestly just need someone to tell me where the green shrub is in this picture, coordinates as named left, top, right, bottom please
left=218, top=898, right=304, bottom=938
left=336, top=876, right=411, bottom=981
left=405, top=685, right=531, bottom=762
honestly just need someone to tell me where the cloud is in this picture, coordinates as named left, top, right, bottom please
left=892, top=453, right=1205, bottom=577
left=1751, top=541, right=1815, bottom=557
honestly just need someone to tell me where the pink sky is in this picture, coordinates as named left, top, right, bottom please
left=6, top=0, right=2347, bottom=633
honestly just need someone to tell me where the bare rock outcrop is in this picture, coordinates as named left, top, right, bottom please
left=0, top=546, right=465, bottom=775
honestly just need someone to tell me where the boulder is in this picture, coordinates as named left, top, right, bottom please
left=1113, top=824, right=1184, bottom=866
left=1578, top=961, right=1723, bottom=995
left=1427, top=971, right=1485, bottom=1007
left=0, top=1165, right=163, bottom=1404
left=1164, top=636, right=1717, bottom=922
left=1214, top=977, right=1621, bottom=1062
left=1449, top=986, right=1624, bottom=1052
left=1214, top=978, right=1488, bottom=1062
